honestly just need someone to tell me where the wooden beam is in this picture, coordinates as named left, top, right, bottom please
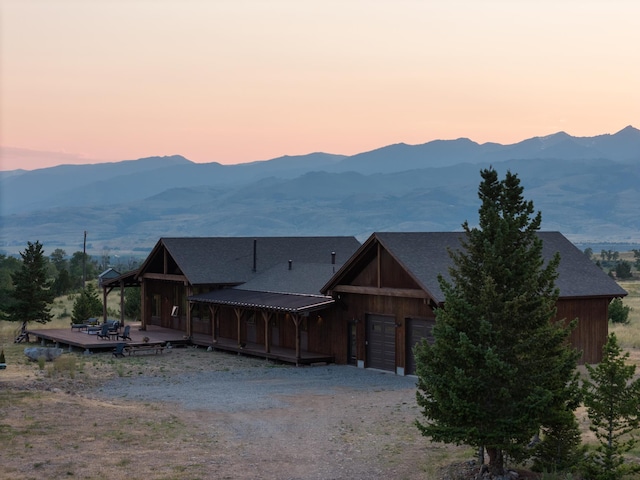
left=290, top=313, right=301, bottom=366
left=209, top=305, right=219, bottom=344
left=140, top=280, right=147, bottom=330
left=139, top=272, right=187, bottom=283
left=119, top=280, right=125, bottom=326
left=262, top=311, right=272, bottom=354
left=186, top=285, right=192, bottom=338
left=377, top=243, right=381, bottom=288
left=331, top=284, right=429, bottom=299
left=102, top=286, right=108, bottom=323
left=163, top=248, right=168, bottom=274
left=235, top=308, right=242, bottom=346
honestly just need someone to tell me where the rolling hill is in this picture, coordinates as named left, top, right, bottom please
left=1, top=126, right=638, bottom=256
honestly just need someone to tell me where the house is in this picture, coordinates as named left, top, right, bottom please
left=98, top=267, right=120, bottom=288
left=135, top=236, right=360, bottom=364
left=321, top=231, right=627, bottom=371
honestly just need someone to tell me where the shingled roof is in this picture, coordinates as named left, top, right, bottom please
left=141, top=236, right=360, bottom=286
left=324, top=231, right=627, bottom=303
left=237, top=262, right=343, bottom=295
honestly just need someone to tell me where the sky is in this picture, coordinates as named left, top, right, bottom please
left=1, top=0, right=639, bottom=171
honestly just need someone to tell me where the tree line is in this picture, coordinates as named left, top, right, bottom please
left=0, top=244, right=141, bottom=331
left=583, top=247, right=640, bottom=280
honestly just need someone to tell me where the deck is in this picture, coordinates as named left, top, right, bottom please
left=25, top=324, right=335, bottom=365
left=26, top=323, right=187, bottom=353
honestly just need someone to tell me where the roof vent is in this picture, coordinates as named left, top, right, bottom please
left=288, top=260, right=292, bottom=270
left=331, top=251, right=336, bottom=265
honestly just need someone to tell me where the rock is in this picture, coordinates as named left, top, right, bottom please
left=24, top=347, right=64, bottom=361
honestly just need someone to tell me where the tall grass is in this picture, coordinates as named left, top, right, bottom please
left=611, top=280, right=640, bottom=350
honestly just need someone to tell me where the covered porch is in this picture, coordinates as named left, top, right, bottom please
left=191, top=334, right=334, bottom=365
left=189, top=289, right=337, bottom=366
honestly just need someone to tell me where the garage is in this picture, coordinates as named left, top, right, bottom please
left=366, top=314, right=396, bottom=372
left=405, top=317, right=435, bottom=375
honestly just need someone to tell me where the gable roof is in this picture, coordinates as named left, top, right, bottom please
left=323, top=231, right=627, bottom=303
left=139, top=236, right=360, bottom=286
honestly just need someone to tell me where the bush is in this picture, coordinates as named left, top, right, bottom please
left=71, top=284, right=103, bottom=324
left=608, top=298, right=631, bottom=324
left=615, top=261, right=633, bottom=279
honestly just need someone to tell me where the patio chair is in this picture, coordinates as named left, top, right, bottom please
left=112, top=343, right=126, bottom=358
left=118, top=325, right=132, bottom=341
left=97, top=323, right=111, bottom=340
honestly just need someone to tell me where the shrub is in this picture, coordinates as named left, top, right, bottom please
left=609, top=298, right=631, bottom=324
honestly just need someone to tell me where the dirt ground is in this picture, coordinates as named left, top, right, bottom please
left=0, top=346, right=471, bottom=480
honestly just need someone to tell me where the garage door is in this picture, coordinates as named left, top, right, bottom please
left=366, top=314, right=396, bottom=372
left=405, top=317, right=435, bottom=375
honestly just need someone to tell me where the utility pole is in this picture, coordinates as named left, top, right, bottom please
left=82, top=230, right=87, bottom=289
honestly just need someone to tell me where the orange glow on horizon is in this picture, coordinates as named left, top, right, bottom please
left=1, top=1, right=638, bottom=171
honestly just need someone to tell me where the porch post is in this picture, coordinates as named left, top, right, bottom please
left=186, top=285, right=192, bottom=338
left=119, top=280, right=125, bottom=326
left=291, top=313, right=301, bottom=366
left=235, top=308, right=242, bottom=347
left=262, top=311, right=272, bottom=353
left=140, top=280, right=147, bottom=330
left=209, top=305, right=218, bottom=344
left=102, top=286, right=108, bottom=323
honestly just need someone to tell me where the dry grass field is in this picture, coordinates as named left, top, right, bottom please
left=1, top=279, right=639, bottom=479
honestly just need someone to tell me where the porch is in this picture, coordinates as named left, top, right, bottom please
left=191, top=333, right=334, bottom=366
left=25, top=324, right=334, bottom=365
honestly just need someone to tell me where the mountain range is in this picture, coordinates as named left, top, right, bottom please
left=1, top=126, right=639, bottom=257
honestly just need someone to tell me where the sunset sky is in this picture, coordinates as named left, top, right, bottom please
left=1, top=0, right=638, bottom=171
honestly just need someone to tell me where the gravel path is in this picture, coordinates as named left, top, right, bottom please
left=95, top=363, right=417, bottom=411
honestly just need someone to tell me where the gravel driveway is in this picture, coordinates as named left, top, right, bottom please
left=96, top=363, right=418, bottom=412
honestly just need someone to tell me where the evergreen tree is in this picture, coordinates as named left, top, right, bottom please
left=52, top=268, right=73, bottom=297
left=6, top=241, right=54, bottom=332
left=71, top=283, right=103, bottom=324
left=582, top=333, right=640, bottom=480
left=124, top=286, right=141, bottom=320
left=614, top=260, right=632, bottom=279
left=415, top=168, right=580, bottom=476
left=608, top=298, right=631, bottom=325
left=0, top=254, right=22, bottom=319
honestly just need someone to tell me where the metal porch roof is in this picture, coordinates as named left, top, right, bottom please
left=189, top=289, right=335, bottom=314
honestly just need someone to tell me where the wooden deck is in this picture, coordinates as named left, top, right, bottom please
left=25, top=324, right=335, bottom=365
left=26, top=323, right=187, bottom=353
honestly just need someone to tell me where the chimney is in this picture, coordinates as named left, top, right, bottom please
left=252, top=239, right=257, bottom=272
left=288, top=260, right=292, bottom=270
left=331, top=251, right=336, bottom=265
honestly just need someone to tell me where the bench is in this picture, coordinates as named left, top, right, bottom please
left=71, top=323, right=88, bottom=332
left=124, top=345, right=165, bottom=356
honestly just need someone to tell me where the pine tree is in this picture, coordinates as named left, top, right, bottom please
left=71, top=283, right=103, bottom=324
left=415, top=168, right=580, bottom=476
left=582, top=333, right=640, bottom=480
left=7, top=241, right=54, bottom=333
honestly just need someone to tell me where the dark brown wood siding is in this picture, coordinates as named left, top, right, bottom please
left=555, top=297, right=609, bottom=364
left=336, top=291, right=434, bottom=372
